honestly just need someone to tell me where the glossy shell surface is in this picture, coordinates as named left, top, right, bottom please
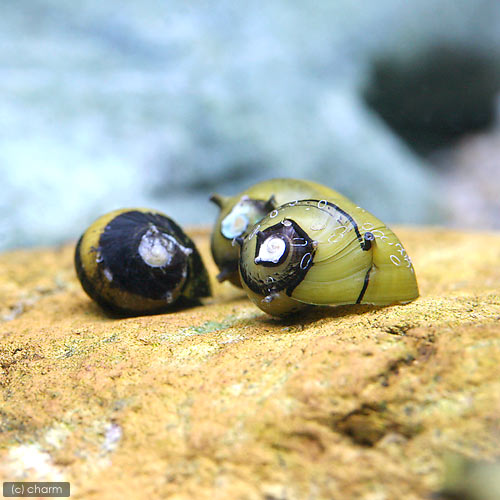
left=238, top=199, right=418, bottom=316
left=75, top=208, right=211, bottom=316
left=210, top=178, right=350, bottom=287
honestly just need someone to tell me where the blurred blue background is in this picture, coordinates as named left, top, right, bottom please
left=1, top=0, right=500, bottom=250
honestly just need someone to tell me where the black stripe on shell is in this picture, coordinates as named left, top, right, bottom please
left=296, top=199, right=364, bottom=246
left=356, top=265, right=373, bottom=303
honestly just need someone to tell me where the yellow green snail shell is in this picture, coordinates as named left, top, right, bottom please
left=210, top=178, right=350, bottom=287
left=237, top=198, right=419, bottom=317
left=74, top=208, right=211, bottom=316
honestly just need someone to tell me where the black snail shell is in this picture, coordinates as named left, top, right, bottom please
left=237, top=199, right=419, bottom=317
left=209, top=178, right=350, bottom=287
left=74, top=208, right=211, bottom=316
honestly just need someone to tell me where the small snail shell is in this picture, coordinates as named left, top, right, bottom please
left=210, top=178, right=350, bottom=287
left=237, top=199, right=418, bottom=316
left=74, top=208, right=211, bottom=316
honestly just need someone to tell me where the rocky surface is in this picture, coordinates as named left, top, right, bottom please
left=0, top=227, right=499, bottom=499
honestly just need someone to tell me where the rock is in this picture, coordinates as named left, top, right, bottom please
left=0, top=227, right=499, bottom=499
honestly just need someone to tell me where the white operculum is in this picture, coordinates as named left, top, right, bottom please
left=255, top=236, right=286, bottom=264
left=138, top=226, right=192, bottom=268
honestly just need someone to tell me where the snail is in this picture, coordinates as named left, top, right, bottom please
left=74, top=208, right=211, bottom=316
left=236, top=198, right=418, bottom=316
left=210, top=178, right=350, bottom=287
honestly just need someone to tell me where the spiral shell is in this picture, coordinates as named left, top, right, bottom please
left=210, top=178, right=349, bottom=287
left=75, top=208, right=211, bottom=316
left=238, top=199, right=418, bottom=316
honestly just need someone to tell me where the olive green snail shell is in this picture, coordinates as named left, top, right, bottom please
left=237, top=199, right=419, bottom=317
left=74, top=208, right=211, bottom=316
left=210, top=178, right=350, bottom=287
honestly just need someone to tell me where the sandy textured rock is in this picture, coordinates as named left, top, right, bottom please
left=0, top=227, right=499, bottom=499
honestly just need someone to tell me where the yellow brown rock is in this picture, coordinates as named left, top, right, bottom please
left=0, top=227, right=499, bottom=499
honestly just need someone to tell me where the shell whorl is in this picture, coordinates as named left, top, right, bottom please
left=239, top=218, right=317, bottom=301
left=238, top=198, right=418, bottom=316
